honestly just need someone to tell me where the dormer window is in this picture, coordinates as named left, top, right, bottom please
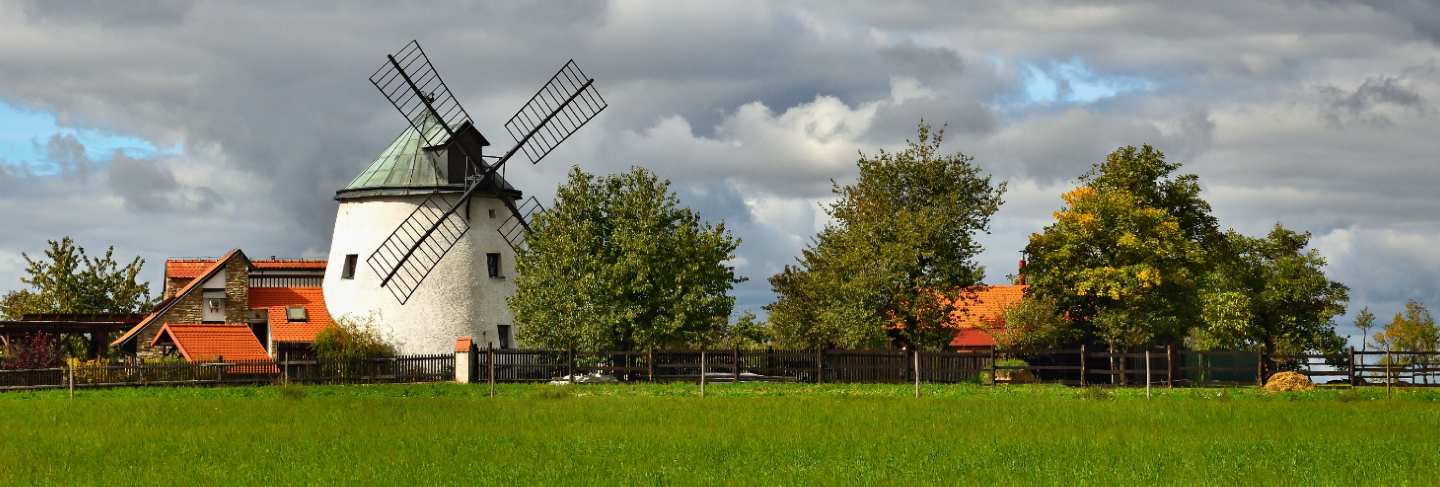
left=286, top=306, right=308, bottom=322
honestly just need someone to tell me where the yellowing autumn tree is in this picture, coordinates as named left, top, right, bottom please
left=1022, top=146, right=1212, bottom=348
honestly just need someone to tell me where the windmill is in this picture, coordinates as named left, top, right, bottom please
left=363, top=40, right=606, bottom=305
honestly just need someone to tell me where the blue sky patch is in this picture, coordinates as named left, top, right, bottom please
left=0, top=101, right=169, bottom=172
left=1019, top=58, right=1154, bottom=105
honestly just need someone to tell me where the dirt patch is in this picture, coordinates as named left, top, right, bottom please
left=1264, top=371, right=1315, bottom=392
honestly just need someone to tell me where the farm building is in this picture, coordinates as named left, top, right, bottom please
left=110, top=250, right=332, bottom=361
left=944, top=284, right=1027, bottom=350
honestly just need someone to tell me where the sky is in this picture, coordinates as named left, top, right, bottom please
left=1, top=0, right=1437, bottom=345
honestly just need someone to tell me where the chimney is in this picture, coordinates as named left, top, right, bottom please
left=1017, top=258, right=1026, bottom=285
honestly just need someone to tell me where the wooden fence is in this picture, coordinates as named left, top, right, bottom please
left=477, top=348, right=993, bottom=384
left=474, top=346, right=1440, bottom=388
left=0, top=354, right=454, bottom=391
left=3, top=347, right=1436, bottom=392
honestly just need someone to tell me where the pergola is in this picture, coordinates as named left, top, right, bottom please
left=0, top=313, right=144, bottom=358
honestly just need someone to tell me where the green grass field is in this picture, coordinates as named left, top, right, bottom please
left=1, top=383, right=1436, bottom=485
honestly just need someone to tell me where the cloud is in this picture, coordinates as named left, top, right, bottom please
left=0, top=0, right=1437, bottom=322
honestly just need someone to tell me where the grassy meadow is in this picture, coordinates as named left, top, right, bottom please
left=0, top=382, right=1436, bottom=485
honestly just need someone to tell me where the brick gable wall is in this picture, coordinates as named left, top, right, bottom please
left=136, top=258, right=250, bottom=357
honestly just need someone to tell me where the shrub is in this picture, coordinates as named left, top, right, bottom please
left=1, top=333, right=62, bottom=369
left=314, top=313, right=397, bottom=362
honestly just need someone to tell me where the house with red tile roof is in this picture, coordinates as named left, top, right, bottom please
left=942, top=284, right=1027, bottom=350
left=111, top=249, right=333, bottom=361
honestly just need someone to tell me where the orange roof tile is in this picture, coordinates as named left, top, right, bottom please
left=165, top=259, right=217, bottom=279
left=166, top=257, right=325, bottom=280
left=248, top=287, right=332, bottom=343
left=150, top=323, right=270, bottom=362
left=943, top=284, right=1026, bottom=348
left=951, top=328, right=996, bottom=348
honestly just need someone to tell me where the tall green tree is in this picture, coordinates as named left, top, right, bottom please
left=0, top=237, right=152, bottom=319
left=768, top=122, right=1006, bottom=350
left=1196, top=226, right=1349, bottom=355
left=1022, top=145, right=1212, bottom=348
left=510, top=167, right=743, bottom=351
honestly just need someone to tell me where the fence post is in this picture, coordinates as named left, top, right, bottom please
left=1145, top=349, right=1152, bottom=399
left=1166, top=344, right=1174, bottom=388
left=815, top=349, right=823, bottom=384
left=566, top=346, right=575, bottom=382
left=1079, top=344, right=1087, bottom=386
left=487, top=344, right=496, bottom=397
left=1348, top=346, right=1356, bottom=387
left=1256, top=349, right=1264, bottom=387
left=647, top=347, right=654, bottom=383
left=1385, top=348, right=1393, bottom=399
left=913, top=349, right=920, bottom=399
left=699, top=348, right=706, bottom=398
left=989, top=348, right=997, bottom=386
left=68, top=364, right=75, bottom=400
left=733, top=346, right=740, bottom=383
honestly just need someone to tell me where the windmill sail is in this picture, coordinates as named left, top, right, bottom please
left=365, top=41, right=605, bottom=304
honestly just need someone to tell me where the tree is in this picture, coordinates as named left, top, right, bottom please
left=714, top=310, right=772, bottom=350
left=1355, top=307, right=1377, bottom=352
left=767, top=122, right=1006, bottom=350
left=1196, top=225, right=1349, bottom=356
left=510, top=166, right=743, bottom=351
left=1, top=237, right=152, bottom=319
left=1373, top=300, right=1439, bottom=382
left=1022, top=146, right=1211, bottom=348
left=991, top=294, right=1078, bottom=352
left=1374, top=299, right=1438, bottom=353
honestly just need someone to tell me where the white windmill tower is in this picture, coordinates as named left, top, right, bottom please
left=322, top=41, right=606, bottom=354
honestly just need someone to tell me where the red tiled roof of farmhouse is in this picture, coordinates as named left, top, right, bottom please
left=249, top=287, right=332, bottom=343
left=150, top=323, right=270, bottom=362
left=166, top=257, right=326, bottom=279
left=944, top=284, right=1026, bottom=348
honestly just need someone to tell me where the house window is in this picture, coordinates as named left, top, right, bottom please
left=486, top=253, right=502, bottom=278
left=202, top=289, right=226, bottom=323
left=341, top=254, right=358, bottom=279
left=497, top=324, right=512, bottom=350
left=286, top=306, right=308, bottom=322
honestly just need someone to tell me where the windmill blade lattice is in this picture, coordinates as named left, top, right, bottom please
left=498, top=196, right=546, bottom=252
left=365, top=192, right=471, bottom=304
left=368, top=40, right=472, bottom=147
left=363, top=40, right=605, bottom=304
left=503, top=60, right=607, bottom=166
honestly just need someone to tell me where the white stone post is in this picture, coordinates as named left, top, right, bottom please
left=455, top=337, right=474, bottom=384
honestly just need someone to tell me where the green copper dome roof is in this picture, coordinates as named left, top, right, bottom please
left=336, top=117, right=460, bottom=200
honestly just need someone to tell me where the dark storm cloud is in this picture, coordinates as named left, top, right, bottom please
left=0, top=0, right=1437, bottom=325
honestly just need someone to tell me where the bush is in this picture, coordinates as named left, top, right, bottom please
left=1, top=333, right=63, bottom=369
left=314, top=313, right=397, bottom=362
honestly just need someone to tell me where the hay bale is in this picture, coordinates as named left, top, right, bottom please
left=1264, top=371, right=1315, bottom=392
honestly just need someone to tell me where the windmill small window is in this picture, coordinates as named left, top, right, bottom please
left=341, top=254, right=358, bottom=280
left=286, top=306, right=308, bottom=322
left=487, top=253, right=502, bottom=278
